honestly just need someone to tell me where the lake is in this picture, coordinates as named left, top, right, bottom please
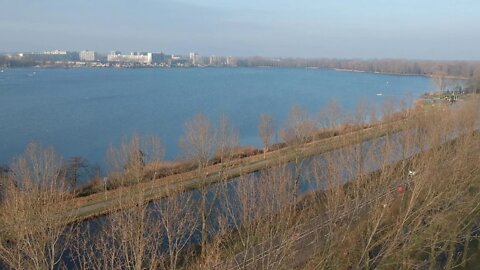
left=0, top=67, right=432, bottom=166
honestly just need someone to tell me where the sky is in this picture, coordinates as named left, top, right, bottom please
left=0, top=0, right=479, bottom=60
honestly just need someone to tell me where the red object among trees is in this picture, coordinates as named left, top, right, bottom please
left=397, top=186, right=406, bottom=193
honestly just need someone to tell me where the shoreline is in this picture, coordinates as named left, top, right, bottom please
left=64, top=117, right=409, bottom=223
left=0, top=65, right=470, bottom=80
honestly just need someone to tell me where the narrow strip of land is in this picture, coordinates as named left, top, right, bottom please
left=63, top=119, right=408, bottom=223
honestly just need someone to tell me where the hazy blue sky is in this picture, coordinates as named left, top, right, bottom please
left=1, top=0, right=479, bottom=59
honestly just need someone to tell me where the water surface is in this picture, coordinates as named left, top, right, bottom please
left=0, top=67, right=432, bottom=165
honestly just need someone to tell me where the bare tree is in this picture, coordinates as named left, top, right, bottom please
left=212, top=164, right=300, bottom=269
left=280, top=106, right=316, bottom=205
left=353, top=98, right=371, bottom=126
left=73, top=197, right=162, bottom=270
left=179, top=114, right=216, bottom=170
left=63, top=156, right=89, bottom=192
left=155, top=191, right=197, bottom=270
left=318, top=99, right=344, bottom=133
left=179, top=114, right=217, bottom=257
left=280, top=106, right=316, bottom=146
left=216, top=114, right=239, bottom=164
left=0, top=143, right=76, bottom=270
left=258, top=114, right=275, bottom=158
left=106, top=132, right=164, bottom=187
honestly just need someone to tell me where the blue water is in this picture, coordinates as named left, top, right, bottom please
left=0, top=67, right=432, bottom=165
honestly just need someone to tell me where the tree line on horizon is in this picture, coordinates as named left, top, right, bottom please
left=237, top=57, right=480, bottom=92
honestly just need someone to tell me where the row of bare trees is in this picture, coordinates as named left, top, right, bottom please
left=1, top=95, right=480, bottom=269
left=237, top=57, right=480, bottom=79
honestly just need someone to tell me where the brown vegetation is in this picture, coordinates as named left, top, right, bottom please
left=0, top=144, right=76, bottom=269
left=0, top=94, right=479, bottom=269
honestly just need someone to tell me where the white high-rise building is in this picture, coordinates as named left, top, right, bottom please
left=107, top=52, right=152, bottom=64
left=79, top=50, right=97, bottom=62
left=189, top=52, right=199, bottom=65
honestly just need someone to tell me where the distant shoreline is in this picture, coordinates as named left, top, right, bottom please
left=333, top=68, right=468, bottom=80
left=1, top=65, right=470, bottom=82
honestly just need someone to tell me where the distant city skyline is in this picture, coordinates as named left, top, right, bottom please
left=1, top=0, right=479, bottom=60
